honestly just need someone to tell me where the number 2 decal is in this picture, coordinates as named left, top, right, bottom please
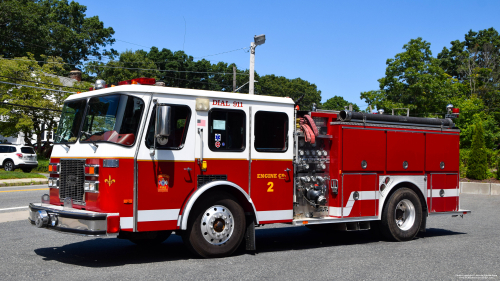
left=267, top=182, right=274, bottom=192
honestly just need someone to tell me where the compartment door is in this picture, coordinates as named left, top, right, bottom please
left=341, top=173, right=377, bottom=218
left=429, top=173, right=459, bottom=213
left=342, top=128, right=386, bottom=172
left=386, top=131, right=424, bottom=172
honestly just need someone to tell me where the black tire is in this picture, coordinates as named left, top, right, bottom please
left=21, top=168, right=32, bottom=173
left=128, top=231, right=172, bottom=246
left=182, top=192, right=245, bottom=258
left=381, top=188, right=423, bottom=242
left=4, top=160, right=14, bottom=172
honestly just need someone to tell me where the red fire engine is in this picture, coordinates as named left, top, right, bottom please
left=29, top=78, right=470, bottom=258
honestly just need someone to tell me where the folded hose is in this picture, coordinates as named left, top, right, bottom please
left=299, top=114, right=318, bottom=144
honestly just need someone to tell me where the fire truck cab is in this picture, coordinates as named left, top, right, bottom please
left=29, top=78, right=470, bottom=258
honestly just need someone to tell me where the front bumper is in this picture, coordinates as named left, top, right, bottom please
left=28, top=203, right=118, bottom=236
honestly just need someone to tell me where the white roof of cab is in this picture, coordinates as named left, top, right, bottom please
left=66, top=85, right=295, bottom=105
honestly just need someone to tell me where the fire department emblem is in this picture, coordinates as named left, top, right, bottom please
left=158, top=174, right=169, bottom=192
left=105, top=175, right=115, bottom=187
left=215, top=141, right=221, bottom=148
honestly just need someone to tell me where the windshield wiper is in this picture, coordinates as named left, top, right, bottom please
left=81, top=131, right=99, bottom=148
left=54, top=134, right=70, bottom=149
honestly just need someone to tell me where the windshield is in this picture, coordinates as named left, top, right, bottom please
left=80, top=94, right=144, bottom=146
left=55, top=99, right=87, bottom=143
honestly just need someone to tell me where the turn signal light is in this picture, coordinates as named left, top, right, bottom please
left=124, top=199, right=133, bottom=204
left=48, top=163, right=59, bottom=173
left=84, top=164, right=99, bottom=176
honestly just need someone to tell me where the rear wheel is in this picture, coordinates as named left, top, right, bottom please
left=182, top=193, right=245, bottom=258
left=4, top=160, right=14, bottom=172
left=21, top=168, right=32, bottom=173
left=381, top=188, right=422, bottom=241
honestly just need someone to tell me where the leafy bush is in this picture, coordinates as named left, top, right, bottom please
left=459, top=149, right=470, bottom=178
left=34, top=157, right=49, bottom=173
left=466, top=122, right=488, bottom=180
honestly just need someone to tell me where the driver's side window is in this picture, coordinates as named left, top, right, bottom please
left=145, top=104, right=191, bottom=150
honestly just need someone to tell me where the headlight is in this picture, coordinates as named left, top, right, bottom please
left=84, top=181, right=99, bottom=193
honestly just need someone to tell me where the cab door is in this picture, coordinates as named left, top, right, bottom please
left=250, top=107, right=294, bottom=224
left=136, top=97, right=196, bottom=232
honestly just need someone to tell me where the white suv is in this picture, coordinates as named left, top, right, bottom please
left=0, top=145, right=38, bottom=172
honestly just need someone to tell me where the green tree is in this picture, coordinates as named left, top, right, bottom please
left=0, top=54, right=89, bottom=152
left=321, top=95, right=360, bottom=111
left=466, top=121, right=488, bottom=179
left=89, top=47, right=323, bottom=109
left=0, top=0, right=116, bottom=67
left=438, top=28, right=500, bottom=121
left=450, top=94, right=500, bottom=149
left=256, top=75, right=322, bottom=110
left=86, top=50, right=159, bottom=83
left=360, top=38, right=464, bottom=117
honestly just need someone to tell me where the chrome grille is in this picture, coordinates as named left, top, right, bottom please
left=59, top=159, right=86, bottom=205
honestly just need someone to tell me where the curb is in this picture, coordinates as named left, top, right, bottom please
left=460, top=182, right=500, bottom=195
left=0, top=179, right=48, bottom=187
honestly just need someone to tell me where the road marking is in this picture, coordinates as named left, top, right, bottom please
left=0, top=211, right=28, bottom=223
left=0, top=206, right=28, bottom=211
left=0, top=188, right=48, bottom=193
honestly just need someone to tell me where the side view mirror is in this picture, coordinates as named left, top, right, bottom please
left=155, top=105, right=171, bottom=147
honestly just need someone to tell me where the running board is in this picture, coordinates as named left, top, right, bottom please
left=292, top=216, right=379, bottom=226
left=429, top=210, right=471, bottom=217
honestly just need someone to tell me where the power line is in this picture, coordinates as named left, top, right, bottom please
left=0, top=75, right=86, bottom=91
left=115, top=39, right=150, bottom=48
left=0, top=102, right=61, bottom=112
left=0, top=81, right=76, bottom=94
left=1, top=58, right=250, bottom=76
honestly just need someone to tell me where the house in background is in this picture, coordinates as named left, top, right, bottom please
left=0, top=70, right=81, bottom=145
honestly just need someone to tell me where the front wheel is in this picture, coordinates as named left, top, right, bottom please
left=182, top=193, right=245, bottom=258
left=381, top=188, right=423, bottom=241
left=4, top=160, right=14, bottom=172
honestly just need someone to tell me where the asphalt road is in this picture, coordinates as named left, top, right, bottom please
left=0, top=189, right=498, bottom=280
left=0, top=185, right=48, bottom=211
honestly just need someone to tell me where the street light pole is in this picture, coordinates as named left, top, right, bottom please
left=249, top=42, right=256, bottom=95
left=249, top=34, right=265, bottom=95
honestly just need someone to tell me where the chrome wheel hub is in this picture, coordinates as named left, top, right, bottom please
left=201, top=205, right=234, bottom=245
left=394, top=199, right=416, bottom=231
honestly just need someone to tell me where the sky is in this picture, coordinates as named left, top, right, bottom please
left=80, top=0, right=500, bottom=111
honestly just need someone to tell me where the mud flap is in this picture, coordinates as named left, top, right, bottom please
left=245, top=216, right=256, bottom=251
left=419, top=211, right=427, bottom=233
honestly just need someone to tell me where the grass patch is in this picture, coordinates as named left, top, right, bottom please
left=33, top=158, right=49, bottom=173
left=0, top=170, right=46, bottom=179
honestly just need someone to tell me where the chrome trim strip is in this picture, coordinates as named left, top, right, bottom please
left=293, top=216, right=379, bottom=225
left=133, top=93, right=154, bottom=232
left=248, top=106, right=252, bottom=196
left=429, top=210, right=471, bottom=216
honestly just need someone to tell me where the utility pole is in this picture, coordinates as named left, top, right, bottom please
left=233, top=66, right=236, bottom=92
left=249, top=34, right=265, bottom=95
left=249, top=42, right=256, bottom=95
